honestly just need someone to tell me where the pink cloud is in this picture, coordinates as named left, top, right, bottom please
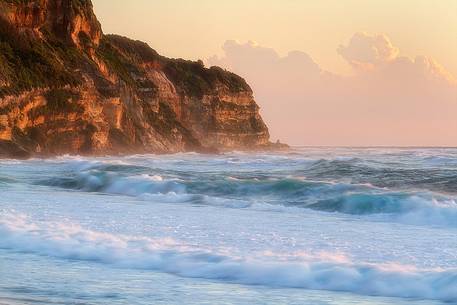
left=337, top=32, right=399, bottom=70
left=207, top=34, right=457, bottom=146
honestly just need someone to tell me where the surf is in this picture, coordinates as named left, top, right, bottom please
left=1, top=212, right=456, bottom=302
left=31, top=158, right=457, bottom=227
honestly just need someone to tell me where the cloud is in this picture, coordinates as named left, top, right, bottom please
left=412, top=56, right=457, bottom=85
left=209, top=40, right=322, bottom=90
left=207, top=35, right=457, bottom=146
left=337, top=32, right=399, bottom=70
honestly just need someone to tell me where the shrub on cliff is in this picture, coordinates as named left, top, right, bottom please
left=0, top=16, right=82, bottom=96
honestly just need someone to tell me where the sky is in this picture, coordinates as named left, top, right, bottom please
left=93, top=0, right=457, bottom=146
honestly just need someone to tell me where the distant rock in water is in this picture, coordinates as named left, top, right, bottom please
left=0, top=0, right=274, bottom=158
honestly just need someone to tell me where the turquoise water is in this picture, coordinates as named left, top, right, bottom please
left=0, top=148, right=456, bottom=304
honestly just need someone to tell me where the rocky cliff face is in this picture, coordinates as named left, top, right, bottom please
left=0, top=0, right=271, bottom=158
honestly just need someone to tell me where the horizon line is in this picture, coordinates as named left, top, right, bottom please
left=289, top=145, right=457, bottom=149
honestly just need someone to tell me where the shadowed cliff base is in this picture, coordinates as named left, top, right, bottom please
left=0, top=0, right=281, bottom=158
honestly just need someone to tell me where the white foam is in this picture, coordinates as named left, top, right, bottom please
left=0, top=212, right=455, bottom=302
left=48, top=162, right=457, bottom=227
left=103, top=175, right=185, bottom=197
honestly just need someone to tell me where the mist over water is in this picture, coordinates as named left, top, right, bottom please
left=1, top=147, right=457, bottom=304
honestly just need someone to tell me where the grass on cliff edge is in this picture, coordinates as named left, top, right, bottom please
left=0, top=4, right=252, bottom=99
left=100, top=35, right=253, bottom=98
left=0, top=16, right=83, bottom=97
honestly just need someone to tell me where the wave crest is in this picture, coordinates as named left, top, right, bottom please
left=34, top=160, right=457, bottom=227
left=0, top=213, right=456, bottom=302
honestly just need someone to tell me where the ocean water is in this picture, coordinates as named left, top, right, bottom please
left=0, top=147, right=456, bottom=305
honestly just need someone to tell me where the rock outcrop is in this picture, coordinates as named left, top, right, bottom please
left=0, top=0, right=272, bottom=158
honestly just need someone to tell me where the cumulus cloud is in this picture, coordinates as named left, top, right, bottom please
left=207, top=34, right=457, bottom=146
left=209, top=40, right=322, bottom=91
left=337, top=32, right=399, bottom=70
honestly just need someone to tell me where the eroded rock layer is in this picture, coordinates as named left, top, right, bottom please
left=0, top=0, right=271, bottom=157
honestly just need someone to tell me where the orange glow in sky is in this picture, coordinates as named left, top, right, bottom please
left=93, top=0, right=457, bottom=146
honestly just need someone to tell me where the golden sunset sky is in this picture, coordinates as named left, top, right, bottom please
left=93, top=0, right=457, bottom=146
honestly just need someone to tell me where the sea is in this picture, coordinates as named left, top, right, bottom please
left=0, top=147, right=456, bottom=305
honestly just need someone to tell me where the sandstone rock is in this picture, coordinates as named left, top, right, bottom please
left=0, top=0, right=272, bottom=157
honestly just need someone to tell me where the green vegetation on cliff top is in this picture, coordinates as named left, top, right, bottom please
left=0, top=0, right=252, bottom=98
left=105, top=35, right=252, bottom=97
left=0, top=17, right=83, bottom=97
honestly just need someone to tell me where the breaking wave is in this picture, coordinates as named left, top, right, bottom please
left=0, top=212, right=456, bottom=302
left=0, top=176, right=16, bottom=185
left=307, top=193, right=457, bottom=226
left=38, top=160, right=186, bottom=196
left=33, top=160, right=457, bottom=227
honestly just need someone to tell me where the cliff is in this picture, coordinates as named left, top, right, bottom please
left=0, top=0, right=271, bottom=158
